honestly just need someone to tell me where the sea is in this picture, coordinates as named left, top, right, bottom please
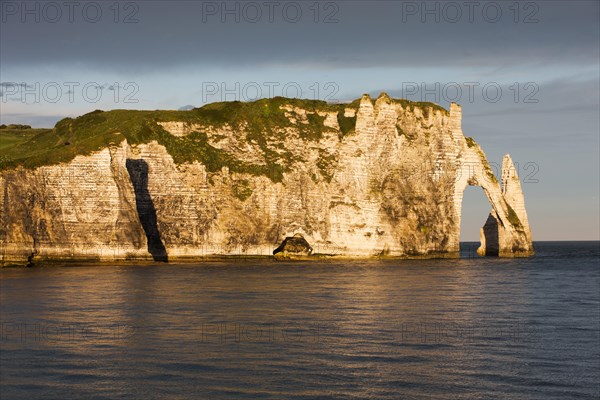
left=1, top=241, right=598, bottom=399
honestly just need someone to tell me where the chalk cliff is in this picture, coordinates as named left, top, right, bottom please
left=0, top=94, right=533, bottom=264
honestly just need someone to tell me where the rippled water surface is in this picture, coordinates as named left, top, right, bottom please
left=1, top=242, right=599, bottom=399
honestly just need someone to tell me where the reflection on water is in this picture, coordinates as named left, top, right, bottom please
left=1, top=242, right=599, bottom=399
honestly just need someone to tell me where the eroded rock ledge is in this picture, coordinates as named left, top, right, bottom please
left=0, top=94, right=533, bottom=264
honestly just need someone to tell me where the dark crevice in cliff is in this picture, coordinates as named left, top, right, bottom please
left=126, top=159, right=168, bottom=262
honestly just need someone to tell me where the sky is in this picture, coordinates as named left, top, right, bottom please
left=1, top=0, right=598, bottom=240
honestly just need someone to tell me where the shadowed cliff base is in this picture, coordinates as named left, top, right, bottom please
left=125, top=159, right=168, bottom=262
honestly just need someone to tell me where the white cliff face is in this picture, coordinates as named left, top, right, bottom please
left=0, top=94, right=533, bottom=264
left=0, top=141, right=148, bottom=261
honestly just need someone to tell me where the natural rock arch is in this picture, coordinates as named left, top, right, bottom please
left=453, top=151, right=534, bottom=257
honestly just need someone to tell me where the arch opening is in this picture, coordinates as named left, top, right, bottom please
left=459, top=185, right=492, bottom=258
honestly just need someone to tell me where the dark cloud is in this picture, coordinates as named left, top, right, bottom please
left=1, top=1, right=598, bottom=72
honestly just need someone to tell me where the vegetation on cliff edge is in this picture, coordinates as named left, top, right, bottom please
left=0, top=96, right=449, bottom=180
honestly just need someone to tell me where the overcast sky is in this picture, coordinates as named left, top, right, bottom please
left=1, top=0, right=598, bottom=240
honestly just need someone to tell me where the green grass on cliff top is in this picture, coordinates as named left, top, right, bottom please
left=0, top=96, right=449, bottom=178
left=0, top=128, right=51, bottom=152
